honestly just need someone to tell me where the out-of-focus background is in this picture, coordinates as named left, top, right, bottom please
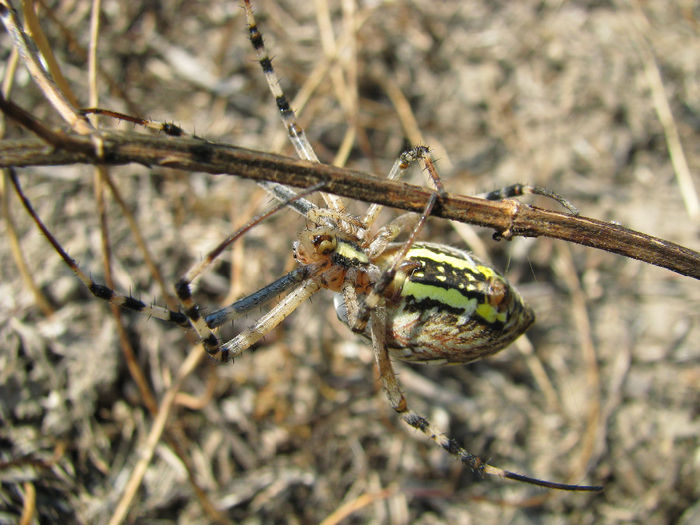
left=1, top=1, right=698, bottom=523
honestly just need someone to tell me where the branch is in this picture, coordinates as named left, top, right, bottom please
left=1, top=132, right=697, bottom=279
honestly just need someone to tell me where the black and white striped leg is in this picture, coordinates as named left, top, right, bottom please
left=8, top=168, right=189, bottom=328
left=368, top=307, right=603, bottom=492
left=173, top=182, right=327, bottom=361
left=481, top=183, right=579, bottom=215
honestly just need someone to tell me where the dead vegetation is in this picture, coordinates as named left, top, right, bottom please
left=1, top=1, right=698, bottom=523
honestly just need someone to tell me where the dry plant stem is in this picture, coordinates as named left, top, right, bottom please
left=100, top=171, right=178, bottom=308
left=1, top=170, right=54, bottom=315
left=1, top=128, right=698, bottom=279
left=21, top=0, right=77, bottom=108
left=0, top=1, right=91, bottom=134
left=625, top=0, right=699, bottom=218
left=516, top=244, right=603, bottom=508
left=87, top=0, right=101, bottom=110
left=0, top=13, right=221, bottom=507
left=320, top=488, right=395, bottom=525
left=0, top=49, right=54, bottom=315
left=108, top=346, right=207, bottom=525
left=81, top=5, right=224, bottom=519
left=35, top=0, right=138, bottom=115
left=516, top=337, right=560, bottom=413
left=18, top=481, right=36, bottom=525
left=555, top=244, right=600, bottom=483
left=93, top=165, right=161, bottom=414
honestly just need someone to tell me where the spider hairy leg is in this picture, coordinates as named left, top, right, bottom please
left=351, top=148, right=445, bottom=334
left=363, top=146, right=438, bottom=232
left=171, top=181, right=327, bottom=362
left=481, top=183, right=579, bottom=215
left=80, top=106, right=320, bottom=220
left=79, top=107, right=185, bottom=137
left=370, top=311, right=602, bottom=491
left=10, top=165, right=325, bottom=362
left=241, top=0, right=344, bottom=213
left=220, top=277, right=322, bottom=359
left=8, top=168, right=189, bottom=327
left=205, top=266, right=311, bottom=329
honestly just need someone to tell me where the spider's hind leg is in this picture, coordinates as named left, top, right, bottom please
left=367, top=306, right=603, bottom=492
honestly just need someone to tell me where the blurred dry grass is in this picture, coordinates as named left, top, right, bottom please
left=1, top=0, right=698, bottom=523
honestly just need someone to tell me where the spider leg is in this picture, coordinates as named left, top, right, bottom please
left=368, top=307, right=602, bottom=492
left=353, top=149, right=445, bottom=333
left=80, top=107, right=319, bottom=220
left=220, top=277, right=322, bottom=361
left=366, top=213, right=419, bottom=259
left=480, top=183, right=579, bottom=215
left=361, top=147, right=432, bottom=231
left=79, top=107, right=185, bottom=137
left=241, top=0, right=344, bottom=213
left=174, top=183, right=326, bottom=361
left=205, top=267, right=310, bottom=329
left=305, top=207, right=365, bottom=235
left=8, top=168, right=189, bottom=328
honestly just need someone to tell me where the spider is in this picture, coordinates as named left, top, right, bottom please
left=6, top=0, right=601, bottom=495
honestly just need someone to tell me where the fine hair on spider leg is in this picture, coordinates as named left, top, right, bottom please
left=480, top=183, right=580, bottom=216
left=79, top=107, right=186, bottom=137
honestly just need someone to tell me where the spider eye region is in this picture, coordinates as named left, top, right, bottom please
left=295, top=226, right=371, bottom=267
left=314, top=234, right=336, bottom=255
left=294, top=228, right=334, bottom=263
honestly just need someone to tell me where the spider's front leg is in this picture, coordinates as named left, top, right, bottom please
left=220, top=278, right=321, bottom=361
left=350, top=148, right=446, bottom=335
left=173, top=183, right=326, bottom=362
left=174, top=279, right=223, bottom=360
left=176, top=264, right=322, bottom=363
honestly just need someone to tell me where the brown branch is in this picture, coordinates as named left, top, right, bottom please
left=2, top=132, right=697, bottom=279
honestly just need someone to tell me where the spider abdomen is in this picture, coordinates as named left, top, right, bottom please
left=378, top=242, right=534, bottom=364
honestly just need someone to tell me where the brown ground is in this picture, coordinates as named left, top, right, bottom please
left=1, top=1, right=698, bottom=523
